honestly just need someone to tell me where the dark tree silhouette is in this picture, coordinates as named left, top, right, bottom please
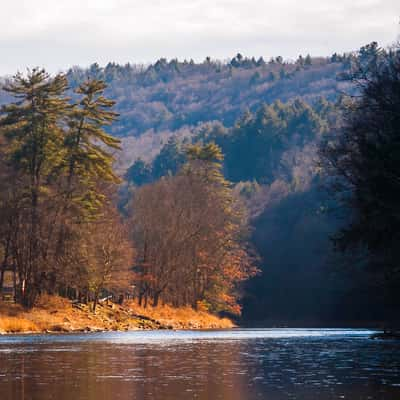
left=319, top=45, right=400, bottom=325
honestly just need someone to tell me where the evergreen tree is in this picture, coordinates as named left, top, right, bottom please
left=152, top=137, right=186, bottom=180
left=0, top=70, right=123, bottom=308
left=64, top=79, right=121, bottom=217
left=0, top=69, right=70, bottom=306
left=125, top=158, right=153, bottom=186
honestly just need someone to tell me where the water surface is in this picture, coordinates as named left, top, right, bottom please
left=1, top=329, right=399, bottom=399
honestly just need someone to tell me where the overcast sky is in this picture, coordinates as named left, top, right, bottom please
left=1, top=0, right=399, bottom=75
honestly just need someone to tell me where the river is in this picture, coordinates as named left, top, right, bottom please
left=0, top=329, right=399, bottom=399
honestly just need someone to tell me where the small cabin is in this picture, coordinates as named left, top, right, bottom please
left=1, top=270, right=15, bottom=302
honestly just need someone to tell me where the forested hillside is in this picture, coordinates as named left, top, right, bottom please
left=66, top=54, right=351, bottom=136
left=0, top=52, right=353, bottom=169
left=123, top=43, right=394, bottom=325
left=125, top=97, right=349, bottom=324
left=1, top=43, right=394, bottom=326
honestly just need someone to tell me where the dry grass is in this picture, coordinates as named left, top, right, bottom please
left=0, top=317, right=39, bottom=333
left=128, top=302, right=234, bottom=329
left=35, top=294, right=72, bottom=311
left=0, top=295, right=234, bottom=334
left=1, top=296, right=91, bottom=334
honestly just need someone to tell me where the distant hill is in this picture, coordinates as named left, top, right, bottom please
left=66, top=54, right=351, bottom=137
left=0, top=53, right=353, bottom=169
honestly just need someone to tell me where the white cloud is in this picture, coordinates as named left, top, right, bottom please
left=0, top=0, right=399, bottom=74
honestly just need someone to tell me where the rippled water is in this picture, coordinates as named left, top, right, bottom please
left=0, top=329, right=399, bottom=399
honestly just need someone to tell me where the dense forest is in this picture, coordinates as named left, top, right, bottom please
left=1, top=42, right=399, bottom=326
left=124, top=42, right=400, bottom=325
left=0, top=70, right=256, bottom=313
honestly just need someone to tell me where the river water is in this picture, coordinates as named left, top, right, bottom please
left=0, top=329, right=399, bottom=399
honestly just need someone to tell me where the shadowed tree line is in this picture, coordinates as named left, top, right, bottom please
left=319, top=42, right=400, bottom=326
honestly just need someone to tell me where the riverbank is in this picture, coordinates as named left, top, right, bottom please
left=0, top=295, right=234, bottom=334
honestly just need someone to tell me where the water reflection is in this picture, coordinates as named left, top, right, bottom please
left=0, top=329, right=399, bottom=400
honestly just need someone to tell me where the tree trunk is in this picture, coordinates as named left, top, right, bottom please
left=153, top=291, right=161, bottom=307
left=12, top=264, right=17, bottom=303
left=21, top=285, right=38, bottom=309
left=0, top=265, right=4, bottom=294
left=93, top=291, right=99, bottom=313
left=138, top=292, right=143, bottom=307
left=0, top=240, right=10, bottom=294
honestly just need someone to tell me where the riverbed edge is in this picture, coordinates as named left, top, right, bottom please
left=0, top=297, right=235, bottom=334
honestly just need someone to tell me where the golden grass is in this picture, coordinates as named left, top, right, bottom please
left=35, top=294, right=71, bottom=311
left=0, top=295, right=234, bottom=334
left=0, top=297, right=84, bottom=333
left=128, top=302, right=234, bottom=329
left=0, top=316, right=39, bottom=333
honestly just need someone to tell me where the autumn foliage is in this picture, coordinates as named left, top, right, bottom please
left=131, top=143, right=258, bottom=314
left=0, top=69, right=258, bottom=318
